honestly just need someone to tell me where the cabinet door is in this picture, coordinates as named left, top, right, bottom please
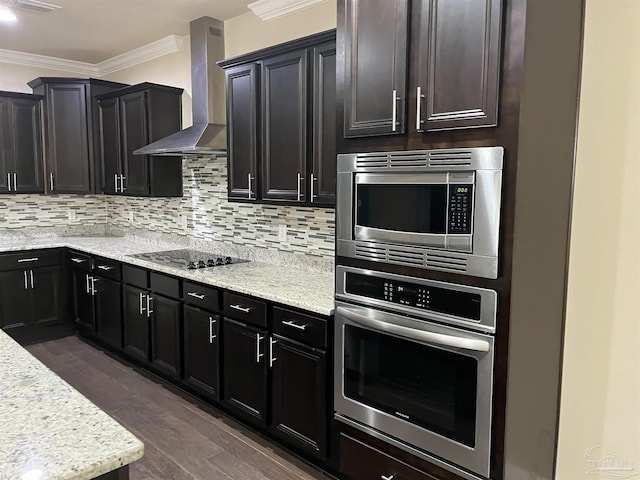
left=183, top=305, right=219, bottom=400
left=94, top=276, right=123, bottom=350
left=0, top=270, right=30, bottom=333
left=123, top=285, right=150, bottom=363
left=415, top=0, right=502, bottom=131
left=31, top=266, right=65, bottom=328
left=222, top=318, right=268, bottom=427
left=11, top=97, right=43, bottom=193
left=72, top=268, right=94, bottom=335
left=99, top=97, right=121, bottom=195
left=261, top=50, right=308, bottom=202
left=311, top=42, right=337, bottom=205
left=120, top=92, right=149, bottom=196
left=270, top=337, right=327, bottom=458
left=226, top=64, right=259, bottom=201
left=45, top=83, right=92, bottom=193
left=0, top=97, right=14, bottom=193
left=149, top=293, right=181, bottom=379
left=343, top=0, right=409, bottom=137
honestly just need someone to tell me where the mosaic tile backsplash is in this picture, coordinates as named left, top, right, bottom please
left=106, top=156, right=336, bottom=260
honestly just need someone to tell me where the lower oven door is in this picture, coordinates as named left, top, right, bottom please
left=334, top=301, right=494, bottom=478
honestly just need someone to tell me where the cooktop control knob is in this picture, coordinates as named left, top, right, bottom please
left=215, top=257, right=224, bottom=266
left=197, top=260, right=206, bottom=269
left=225, top=256, right=232, bottom=264
left=206, top=259, right=216, bottom=267
left=187, top=261, right=197, bottom=270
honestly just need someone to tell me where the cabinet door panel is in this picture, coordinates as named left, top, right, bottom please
left=120, top=92, right=149, bottom=196
left=183, top=305, right=219, bottom=400
left=45, top=83, right=92, bottom=193
left=95, top=276, right=123, bottom=350
left=416, top=0, right=502, bottom=130
left=226, top=64, right=259, bottom=201
left=31, top=266, right=64, bottom=328
left=343, top=0, right=409, bottom=137
left=72, top=268, right=94, bottom=335
left=0, top=270, right=30, bottom=332
left=271, top=338, right=327, bottom=458
left=261, top=50, right=307, bottom=201
left=123, top=285, right=150, bottom=363
left=149, top=294, right=181, bottom=379
left=99, top=97, right=121, bottom=195
left=222, top=318, right=268, bottom=427
left=311, top=42, right=337, bottom=205
left=0, top=97, right=12, bottom=193
left=12, top=98, right=43, bottom=193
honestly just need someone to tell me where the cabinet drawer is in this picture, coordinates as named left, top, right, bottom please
left=150, top=272, right=180, bottom=299
left=93, top=256, right=121, bottom=281
left=0, top=249, right=61, bottom=271
left=272, top=307, right=327, bottom=349
left=340, top=434, right=437, bottom=480
left=67, top=250, right=92, bottom=272
left=182, top=281, right=220, bottom=312
left=223, top=292, right=267, bottom=328
left=122, top=264, right=148, bottom=288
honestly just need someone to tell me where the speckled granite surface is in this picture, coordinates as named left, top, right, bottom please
left=0, top=236, right=335, bottom=316
left=0, top=329, right=144, bottom=479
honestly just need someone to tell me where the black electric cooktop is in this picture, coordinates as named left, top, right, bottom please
left=129, top=249, right=250, bottom=270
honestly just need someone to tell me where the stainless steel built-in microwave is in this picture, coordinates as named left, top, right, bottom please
left=336, top=147, right=504, bottom=279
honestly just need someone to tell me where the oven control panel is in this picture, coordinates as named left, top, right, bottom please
left=447, top=184, right=473, bottom=234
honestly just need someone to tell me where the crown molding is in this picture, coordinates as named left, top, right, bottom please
left=0, top=34, right=185, bottom=77
left=248, top=0, right=328, bottom=21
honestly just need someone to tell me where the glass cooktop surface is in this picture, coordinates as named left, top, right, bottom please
left=129, top=249, right=249, bottom=270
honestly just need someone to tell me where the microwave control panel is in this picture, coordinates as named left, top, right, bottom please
left=447, top=185, right=473, bottom=234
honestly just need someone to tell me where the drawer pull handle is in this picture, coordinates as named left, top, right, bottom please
left=97, top=265, right=114, bottom=271
left=188, top=292, right=206, bottom=300
left=17, top=257, right=39, bottom=263
left=282, top=320, right=307, bottom=331
left=381, top=476, right=395, bottom=480
left=71, top=258, right=86, bottom=263
left=230, top=304, right=251, bottom=313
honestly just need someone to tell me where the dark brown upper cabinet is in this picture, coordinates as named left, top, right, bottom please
left=97, top=83, right=184, bottom=197
left=0, top=92, right=44, bottom=194
left=28, top=78, right=128, bottom=194
left=342, top=0, right=502, bottom=138
left=219, top=30, right=337, bottom=207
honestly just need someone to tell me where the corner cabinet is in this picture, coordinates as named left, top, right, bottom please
left=219, top=30, right=336, bottom=207
left=0, top=91, right=44, bottom=194
left=28, top=77, right=129, bottom=194
left=342, top=0, right=502, bottom=137
left=97, top=83, right=184, bottom=197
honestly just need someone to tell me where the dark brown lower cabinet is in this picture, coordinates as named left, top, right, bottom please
left=94, top=276, right=123, bottom=350
left=149, top=294, right=182, bottom=380
left=0, top=269, right=29, bottom=332
left=72, top=267, right=94, bottom=335
left=183, top=305, right=220, bottom=401
left=123, top=284, right=150, bottom=364
left=270, top=336, right=327, bottom=458
left=222, top=318, right=268, bottom=427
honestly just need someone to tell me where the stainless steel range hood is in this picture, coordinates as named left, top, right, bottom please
left=134, top=16, right=227, bottom=157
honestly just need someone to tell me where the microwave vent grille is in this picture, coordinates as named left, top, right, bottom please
left=354, top=242, right=470, bottom=273
left=389, top=152, right=428, bottom=168
left=355, top=154, right=389, bottom=168
left=428, top=151, right=473, bottom=167
left=426, top=252, right=468, bottom=272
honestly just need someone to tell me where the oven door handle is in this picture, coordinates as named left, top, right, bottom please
left=337, top=306, right=490, bottom=352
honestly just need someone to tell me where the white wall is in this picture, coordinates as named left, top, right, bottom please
left=556, top=1, right=640, bottom=478
left=0, top=63, right=79, bottom=92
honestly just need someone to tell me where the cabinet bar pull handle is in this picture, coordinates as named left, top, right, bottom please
left=86, top=274, right=90, bottom=294
left=310, top=173, right=317, bottom=202
left=281, top=320, right=307, bottom=331
left=381, top=475, right=395, bottom=480
left=30, top=270, right=34, bottom=289
left=247, top=173, right=253, bottom=199
left=114, top=173, right=119, bottom=193
left=120, top=175, right=126, bottom=192
left=391, top=89, right=399, bottom=132
left=230, top=304, right=251, bottom=313
left=49, top=173, right=54, bottom=191
left=416, top=86, right=425, bottom=132
left=17, top=257, right=39, bottom=263
left=139, top=292, right=146, bottom=314
left=269, top=337, right=277, bottom=368
left=146, top=295, right=153, bottom=317
left=256, top=334, right=264, bottom=363
left=90, top=276, right=98, bottom=295
left=297, top=172, right=303, bottom=201
left=7, top=173, right=11, bottom=192
left=209, top=317, right=217, bottom=343
left=97, top=265, right=114, bottom=271
left=13, top=173, right=16, bottom=191
left=187, top=292, right=206, bottom=300
left=71, top=257, right=86, bottom=263
left=23, top=271, right=28, bottom=290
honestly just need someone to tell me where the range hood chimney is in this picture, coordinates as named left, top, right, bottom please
left=134, top=16, right=227, bottom=157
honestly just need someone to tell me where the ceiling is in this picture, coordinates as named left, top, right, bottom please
left=0, top=0, right=254, bottom=63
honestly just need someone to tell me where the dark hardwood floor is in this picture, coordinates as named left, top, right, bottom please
left=27, top=336, right=330, bottom=480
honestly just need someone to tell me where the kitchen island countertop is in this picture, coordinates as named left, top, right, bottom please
left=0, top=328, right=144, bottom=479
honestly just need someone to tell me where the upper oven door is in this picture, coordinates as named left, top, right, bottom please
left=334, top=301, right=494, bottom=478
left=354, top=172, right=474, bottom=251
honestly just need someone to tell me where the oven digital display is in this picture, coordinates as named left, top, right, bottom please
left=345, top=272, right=482, bottom=321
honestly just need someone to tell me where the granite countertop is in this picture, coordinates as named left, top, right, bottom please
left=0, top=329, right=144, bottom=479
left=0, top=237, right=335, bottom=316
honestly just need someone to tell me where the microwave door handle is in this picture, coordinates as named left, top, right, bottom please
left=336, top=306, right=490, bottom=353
